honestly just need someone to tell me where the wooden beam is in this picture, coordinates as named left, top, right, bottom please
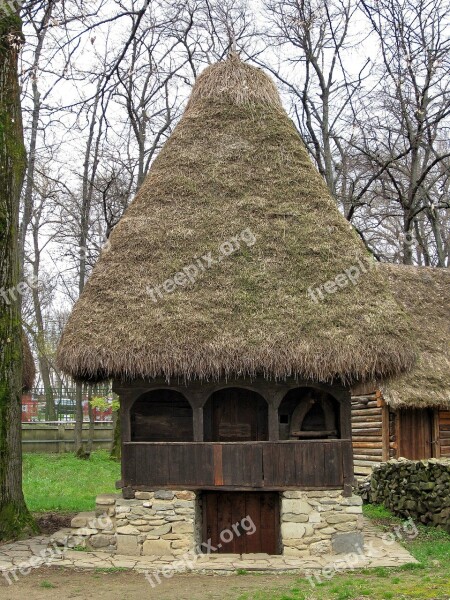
left=193, top=407, right=204, bottom=442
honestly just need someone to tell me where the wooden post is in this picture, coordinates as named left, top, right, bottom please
left=193, top=407, right=204, bottom=441
left=58, top=423, right=65, bottom=454
left=268, top=404, right=279, bottom=441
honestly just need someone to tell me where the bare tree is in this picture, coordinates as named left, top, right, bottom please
left=263, top=0, right=370, bottom=213
left=358, top=0, right=450, bottom=265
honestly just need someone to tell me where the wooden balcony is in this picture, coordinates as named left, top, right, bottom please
left=122, top=439, right=354, bottom=494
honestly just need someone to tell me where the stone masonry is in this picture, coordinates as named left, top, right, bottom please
left=69, top=489, right=363, bottom=558
left=70, top=490, right=197, bottom=557
left=281, top=491, right=364, bottom=557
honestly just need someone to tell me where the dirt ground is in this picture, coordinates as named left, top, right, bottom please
left=33, top=513, right=75, bottom=535
left=0, top=567, right=293, bottom=600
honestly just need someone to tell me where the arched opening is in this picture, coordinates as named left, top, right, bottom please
left=204, top=388, right=268, bottom=442
left=278, top=387, right=340, bottom=440
left=130, top=390, right=193, bottom=442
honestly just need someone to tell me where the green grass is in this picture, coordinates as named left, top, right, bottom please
left=23, top=451, right=120, bottom=512
left=362, top=503, right=395, bottom=520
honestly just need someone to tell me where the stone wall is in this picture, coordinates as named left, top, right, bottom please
left=369, top=458, right=450, bottom=531
left=281, top=491, right=364, bottom=557
left=70, top=490, right=197, bottom=556
left=69, top=489, right=364, bottom=557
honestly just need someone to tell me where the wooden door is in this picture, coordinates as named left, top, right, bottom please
left=205, top=388, right=268, bottom=442
left=202, top=492, right=280, bottom=554
left=397, top=409, right=434, bottom=460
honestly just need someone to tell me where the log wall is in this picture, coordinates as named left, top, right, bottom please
left=351, top=392, right=386, bottom=477
left=351, top=395, right=450, bottom=473
left=439, top=410, right=450, bottom=458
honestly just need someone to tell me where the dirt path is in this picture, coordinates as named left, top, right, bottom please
left=0, top=567, right=293, bottom=600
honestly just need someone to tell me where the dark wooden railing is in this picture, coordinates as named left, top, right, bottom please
left=122, top=440, right=354, bottom=493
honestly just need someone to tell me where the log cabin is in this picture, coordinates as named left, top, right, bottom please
left=57, top=56, right=418, bottom=557
left=351, top=264, right=450, bottom=477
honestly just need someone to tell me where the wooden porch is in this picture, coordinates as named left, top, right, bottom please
left=122, top=439, right=354, bottom=494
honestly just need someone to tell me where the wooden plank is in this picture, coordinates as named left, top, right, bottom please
left=124, top=440, right=352, bottom=490
left=433, top=410, right=441, bottom=459
left=341, top=440, right=354, bottom=496
left=382, top=405, right=390, bottom=461
left=353, top=454, right=382, bottom=461
left=352, top=436, right=383, bottom=443
left=244, top=493, right=261, bottom=554
left=213, top=445, right=224, bottom=486
left=353, top=459, right=380, bottom=467
left=352, top=448, right=383, bottom=456
left=352, top=408, right=384, bottom=417
left=196, top=443, right=214, bottom=486
left=217, top=492, right=234, bottom=554
left=440, top=445, right=450, bottom=457
left=351, top=400, right=380, bottom=411
left=280, top=443, right=297, bottom=486
left=354, top=466, right=373, bottom=476
left=351, top=428, right=383, bottom=436
left=352, top=441, right=383, bottom=448
left=259, top=492, right=280, bottom=554
left=352, top=414, right=384, bottom=423
left=326, top=441, right=342, bottom=486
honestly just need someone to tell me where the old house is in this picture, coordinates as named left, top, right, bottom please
left=58, top=56, right=417, bottom=557
left=352, top=264, right=450, bottom=477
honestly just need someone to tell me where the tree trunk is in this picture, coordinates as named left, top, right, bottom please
left=0, top=7, right=35, bottom=540
left=87, top=385, right=94, bottom=455
left=74, top=381, right=86, bottom=457
left=402, top=213, right=414, bottom=265
left=31, top=227, right=55, bottom=420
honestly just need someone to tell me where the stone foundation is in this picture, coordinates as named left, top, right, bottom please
left=69, top=490, right=197, bottom=557
left=68, top=489, right=363, bottom=558
left=281, top=490, right=364, bottom=557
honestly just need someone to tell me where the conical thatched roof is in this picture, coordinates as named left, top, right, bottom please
left=379, top=264, right=449, bottom=409
left=22, top=330, right=35, bottom=391
left=57, top=56, right=416, bottom=384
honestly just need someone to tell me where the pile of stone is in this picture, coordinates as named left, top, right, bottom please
left=369, top=458, right=450, bottom=531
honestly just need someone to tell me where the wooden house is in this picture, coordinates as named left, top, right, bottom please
left=58, top=56, right=417, bottom=557
left=351, top=264, right=450, bottom=477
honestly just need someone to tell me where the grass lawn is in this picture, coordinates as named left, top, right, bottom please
left=23, top=451, right=120, bottom=512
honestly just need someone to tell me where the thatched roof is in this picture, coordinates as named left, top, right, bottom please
left=22, top=331, right=35, bottom=391
left=379, top=264, right=450, bottom=409
left=57, top=56, right=416, bottom=384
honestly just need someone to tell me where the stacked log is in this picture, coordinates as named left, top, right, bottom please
left=351, top=393, right=385, bottom=477
left=439, top=411, right=450, bottom=458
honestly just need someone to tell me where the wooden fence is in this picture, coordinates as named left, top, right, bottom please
left=22, top=422, right=113, bottom=453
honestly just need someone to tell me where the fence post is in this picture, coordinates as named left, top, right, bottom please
left=58, top=423, right=65, bottom=453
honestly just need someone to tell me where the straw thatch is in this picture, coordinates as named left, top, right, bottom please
left=379, top=264, right=450, bottom=409
left=22, top=330, right=35, bottom=391
left=57, top=55, right=416, bottom=384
